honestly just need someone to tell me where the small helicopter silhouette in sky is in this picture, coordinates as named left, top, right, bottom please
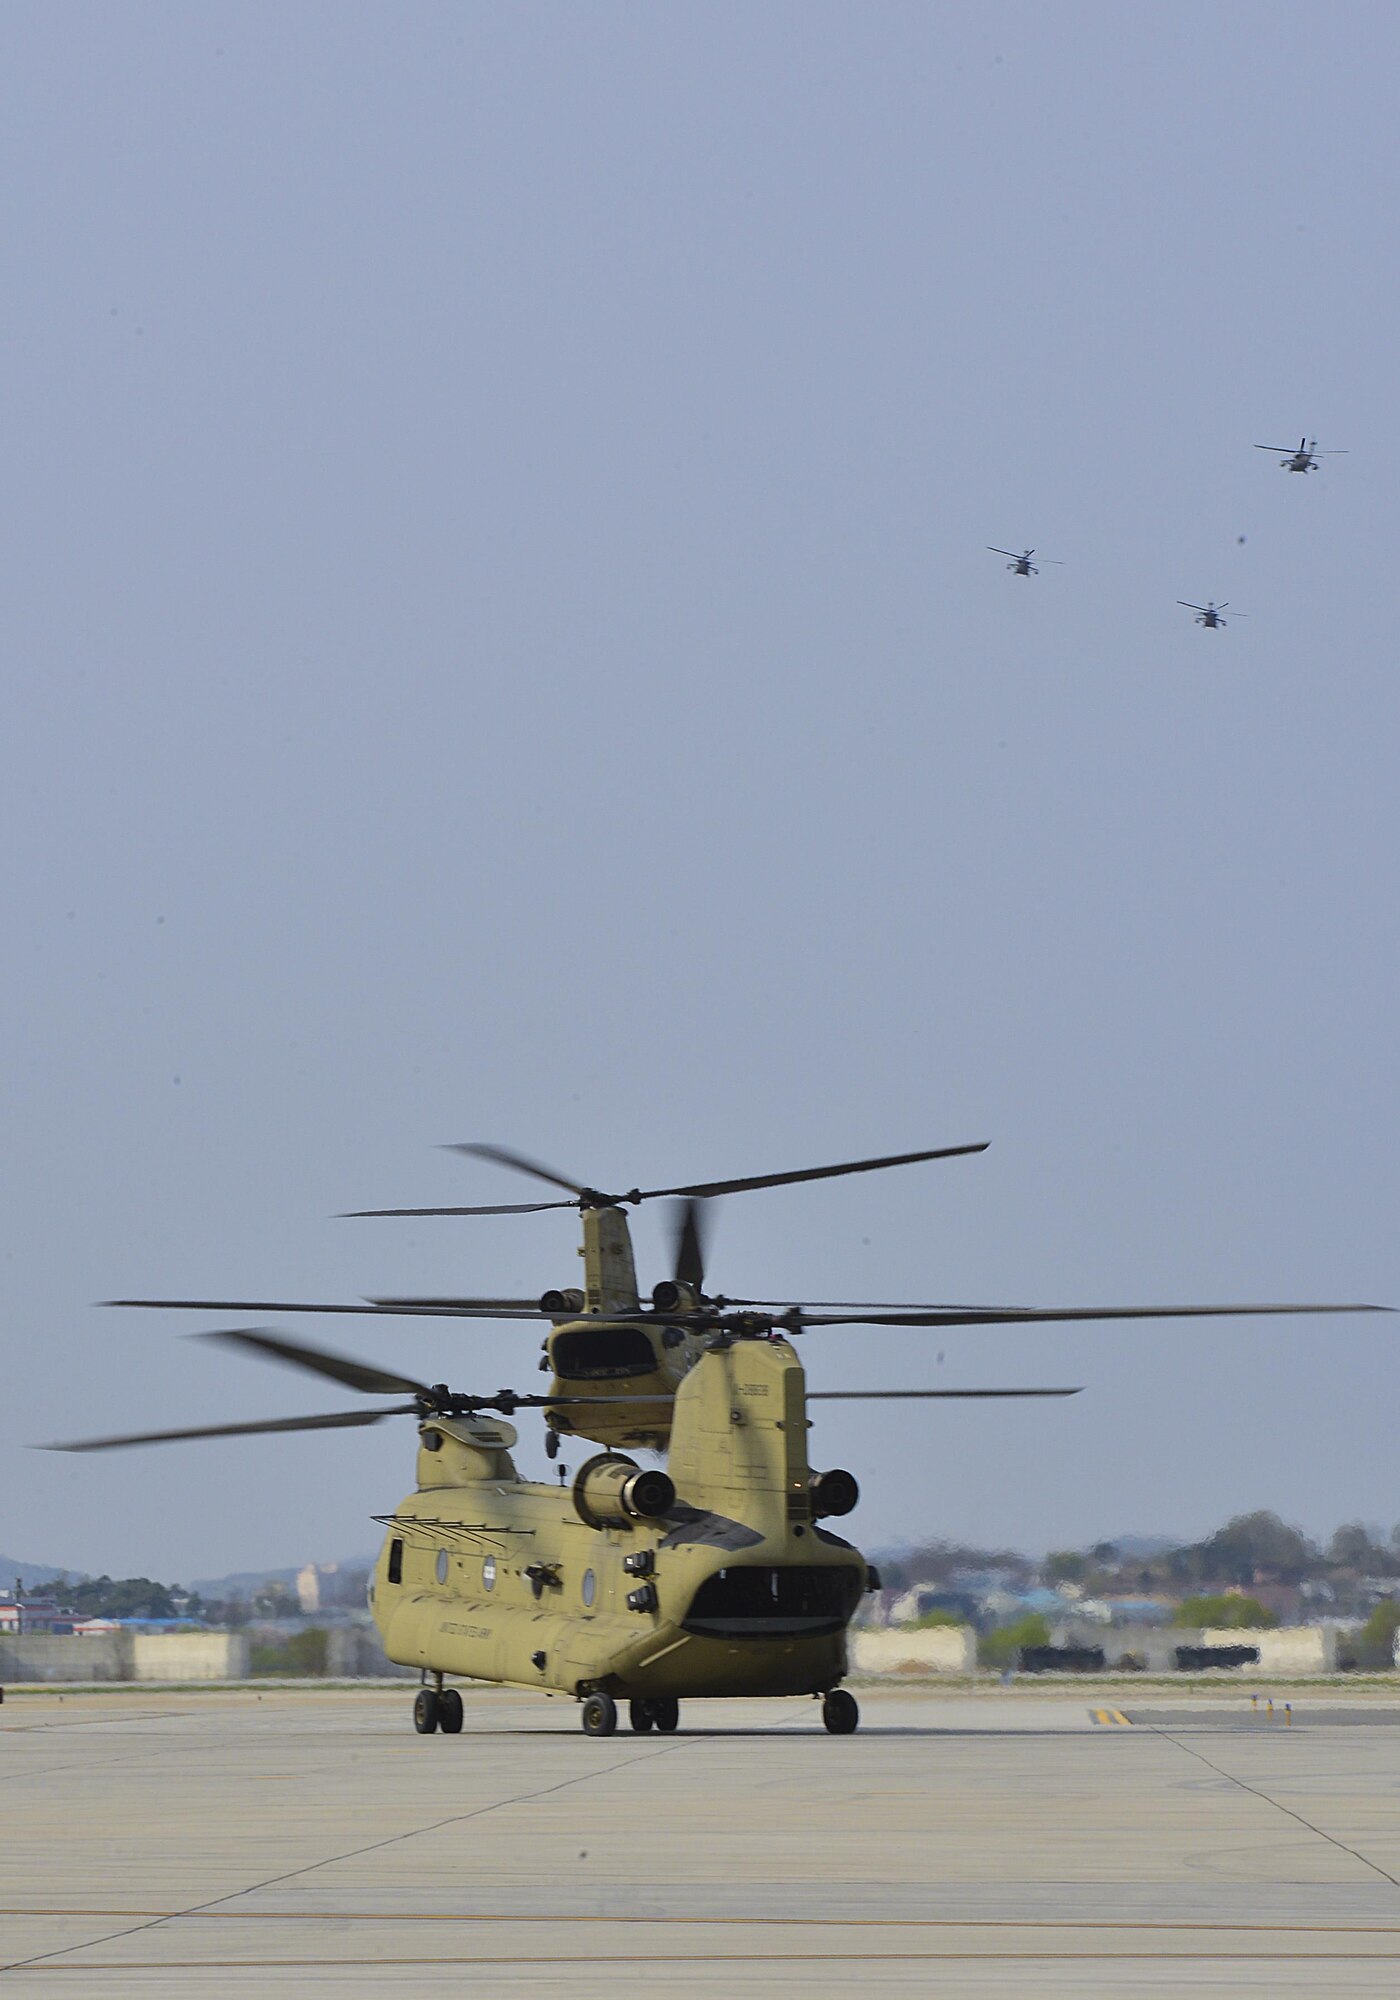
left=1178, top=600, right=1242, bottom=630
left=987, top=547, right=1062, bottom=577
left=1253, top=437, right=1346, bottom=474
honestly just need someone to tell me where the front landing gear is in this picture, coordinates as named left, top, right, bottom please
left=414, top=1675, right=463, bottom=1735
left=822, top=1688, right=859, bottom=1734
left=582, top=1692, right=618, bottom=1736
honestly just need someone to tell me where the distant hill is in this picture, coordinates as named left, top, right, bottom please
left=0, top=1554, right=87, bottom=1590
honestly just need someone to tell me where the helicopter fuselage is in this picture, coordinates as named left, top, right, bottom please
left=533, top=1203, right=708, bottom=1450
left=371, top=1333, right=868, bottom=1704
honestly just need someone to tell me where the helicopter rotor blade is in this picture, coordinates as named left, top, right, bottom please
left=108, top=1297, right=546, bottom=1319
left=807, top=1386, right=1082, bottom=1400
left=194, top=1327, right=431, bottom=1397
left=353, top=1139, right=988, bottom=1219
left=639, top=1141, right=988, bottom=1203
left=783, top=1302, right=1389, bottom=1330
left=672, top=1197, right=708, bottom=1292
left=1177, top=602, right=1208, bottom=611
left=364, top=1298, right=550, bottom=1316
left=443, top=1143, right=590, bottom=1197
left=41, top=1405, right=420, bottom=1452
left=986, top=547, right=1020, bottom=558
left=344, top=1200, right=576, bottom=1218
left=715, top=1298, right=1024, bottom=1311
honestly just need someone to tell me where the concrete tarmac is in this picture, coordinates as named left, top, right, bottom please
left=5, top=1683, right=1400, bottom=1995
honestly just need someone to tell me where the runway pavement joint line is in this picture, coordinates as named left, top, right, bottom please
left=1145, top=1721, right=1400, bottom=1891
left=0, top=1732, right=702, bottom=1978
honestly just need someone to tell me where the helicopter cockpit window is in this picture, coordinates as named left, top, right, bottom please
left=581, top=1568, right=596, bottom=1608
left=387, top=1538, right=403, bottom=1585
left=482, top=1555, right=497, bottom=1591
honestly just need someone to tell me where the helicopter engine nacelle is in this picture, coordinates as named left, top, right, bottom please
left=650, top=1279, right=702, bottom=1315
left=540, top=1287, right=585, bottom=1314
left=808, top=1468, right=859, bottom=1519
left=572, top=1452, right=676, bottom=1529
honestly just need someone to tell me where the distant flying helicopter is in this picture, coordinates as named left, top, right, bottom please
left=1178, top=600, right=1241, bottom=630
left=987, top=547, right=1061, bottom=577
left=1253, top=437, right=1346, bottom=474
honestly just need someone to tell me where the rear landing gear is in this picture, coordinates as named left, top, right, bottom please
left=438, top=1687, right=464, bottom=1733
left=627, top=1696, right=680, bottom=1734
left=413, top=1688, right=439, bottom=1734
left=822, top=1688, right=859, bottom=1734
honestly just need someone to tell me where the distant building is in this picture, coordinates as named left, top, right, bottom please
left=0, top=1593, right=75, bottom=1635
left=295, top=1562, right=371, bottom=1614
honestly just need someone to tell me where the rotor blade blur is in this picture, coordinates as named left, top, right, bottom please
left=194, top=1327, right=430, bottom=1396
left=789, top=1303, right=1390, bottom=1328
left=641, top=1141, right=989, bottom=1202
left=40, top=1405, right=419, bottom=1452
left=986, top=547, right=1020, bottom=558
left=343, top=1200, right=576, bottom=1218
left=672, top=1198, right=707, bottom=1291
left=806, top=1387, right=1082, bottom=1399
left=445, top=1143, right=588, bottom=1197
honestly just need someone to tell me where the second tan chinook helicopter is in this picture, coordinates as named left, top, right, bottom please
left=67, top=1138, right=1383, bottom=1736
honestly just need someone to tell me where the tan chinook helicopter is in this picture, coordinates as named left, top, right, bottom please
left=62, top=1139, right=1385, bottom=1737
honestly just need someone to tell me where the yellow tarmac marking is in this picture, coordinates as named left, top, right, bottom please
left=1091, top=1707, right=1131, bottom=1725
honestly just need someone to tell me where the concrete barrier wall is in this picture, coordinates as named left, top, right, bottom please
left=1054, top=1622, right=1340, bottom=1674
left=0, top=1632, right=249, bottom=1682
left=130, top=1633, right=250, bottom=1681
left=1201, top=1626, right=1337, bottom=1675
left=852, top=1627, right=977, bottom=1674
left=0, top=1636, right=128, bottom=1682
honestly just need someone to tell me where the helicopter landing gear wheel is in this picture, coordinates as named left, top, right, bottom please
left=413, top=1688, right=440, bottom=1734
left=581, top=1692, right=618, bottom=1737
left=822, top=1689, right=859, bottom=1735
left=628, top=1698, right=654, bottom=1733
left=651, top=1697, right=679, bottom=1733
left=437, top=1687, right=463, bottom=1733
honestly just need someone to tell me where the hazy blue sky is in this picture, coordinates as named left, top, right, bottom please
left=4, top=3, right=1398, bottom=1581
